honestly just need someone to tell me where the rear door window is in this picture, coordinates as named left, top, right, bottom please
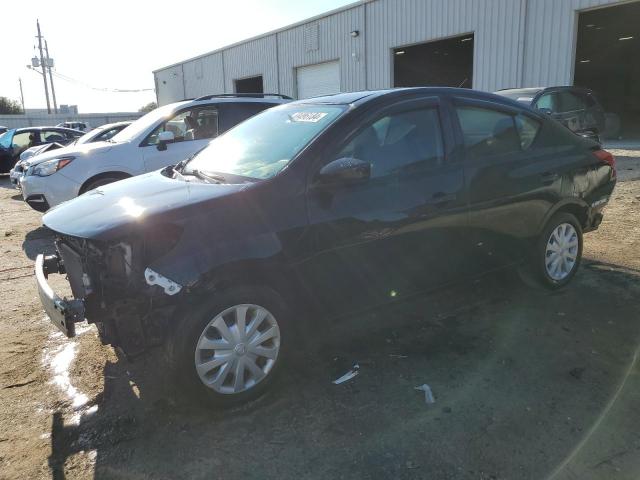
left=534, top=93, right=559, bottom=112
left=557, top=91, right=586, bottom=113
left=41, top=130, right=67, bottom=143
left=455, top=106, right=541, bottom=158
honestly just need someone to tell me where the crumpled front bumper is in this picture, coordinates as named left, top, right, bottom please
left=35, top=253, right=84, bottom=337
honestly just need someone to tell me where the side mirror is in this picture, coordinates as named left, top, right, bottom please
left=316, top=157, right=371, bottom=187
left=157, top=130, right=175, bottom=151
left=538, top=107, right=553, bottom=116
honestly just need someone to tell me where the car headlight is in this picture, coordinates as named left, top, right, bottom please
left=31, top=157, right=74, bottom=177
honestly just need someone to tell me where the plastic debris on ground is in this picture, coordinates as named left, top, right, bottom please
left=415, top=384, right=436, bottom=404
left=332, top=364, right=360, bottom=384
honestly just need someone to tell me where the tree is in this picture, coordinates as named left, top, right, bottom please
left=139, top=101, right=157, bottom=113
left=0, top=97, right=23, bottom=114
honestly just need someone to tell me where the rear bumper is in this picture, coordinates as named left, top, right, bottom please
left=35, top=253, right=84, bottom=337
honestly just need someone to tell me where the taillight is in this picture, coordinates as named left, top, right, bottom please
left=593, top=149, right=616, bottom=177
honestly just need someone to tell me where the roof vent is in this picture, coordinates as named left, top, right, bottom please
left=304, top=23, right=319, bottom=52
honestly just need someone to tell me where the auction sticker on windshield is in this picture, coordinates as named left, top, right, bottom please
left=290, top=112, right=329, bottom=123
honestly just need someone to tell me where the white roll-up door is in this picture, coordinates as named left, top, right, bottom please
left=296, top=61, right=340, bottom=99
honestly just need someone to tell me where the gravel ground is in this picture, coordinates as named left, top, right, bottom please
left=1, top=151, right=639, bottom=480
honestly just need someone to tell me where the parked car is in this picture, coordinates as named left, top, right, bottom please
left=0, top=127, right=83, bottom=174
left=10, top=122, right=132, bottom=188
left=0, top=126, right=8, bottom=135
left=36, top=88, right=616, bottom=406
left=21, top=94, right=291, bottom=211
left=57, top=121, right=90, bottom=132
left=495, top=86, right=606, bottom=143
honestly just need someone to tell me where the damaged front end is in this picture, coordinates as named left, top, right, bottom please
left=37, top=227, right=185, bottom=357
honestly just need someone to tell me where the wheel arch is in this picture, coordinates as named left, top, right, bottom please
left=539, top=199, right=590, bottom=234
left=79, top=171, right=132, bottom=195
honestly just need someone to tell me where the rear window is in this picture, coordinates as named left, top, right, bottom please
left=456, top=106, right=541, bottom=157
left=218, top=102, right=279, bottom=132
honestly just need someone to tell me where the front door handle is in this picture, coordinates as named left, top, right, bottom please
left=426, top=192, right=457, bottom=206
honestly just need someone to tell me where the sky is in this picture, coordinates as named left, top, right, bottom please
left=0, top=0, right=353, bottom=113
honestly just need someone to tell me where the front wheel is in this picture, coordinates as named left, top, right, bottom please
left=532, top=212, right=583, bottom=289
left=169, top=287, right=289, bottom=407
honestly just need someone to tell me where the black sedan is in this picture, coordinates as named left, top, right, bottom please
left=36, top=87, right=616, bottom=406
left=0, top=126, right=83, bottom=173
left=495, top=86, right=606, bottom=143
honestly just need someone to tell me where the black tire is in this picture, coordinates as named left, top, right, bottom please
left=529, top=212, right=583, bottom=289
left=80, top=176, right=125, bottom=194
left=168, top=286, right=290, bottom=407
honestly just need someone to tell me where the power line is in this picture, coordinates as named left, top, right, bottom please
left=26, top=67, right=154, bottom=93
left=50, top=71, right=155, bottom=93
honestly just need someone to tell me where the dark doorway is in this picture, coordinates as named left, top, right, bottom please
left=234, top=75, right=264, bottom=94
left=575, top=3, right=640, bottom=140
left=393, top=34, right=474, bottom=89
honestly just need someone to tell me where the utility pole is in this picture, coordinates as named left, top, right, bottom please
left=18, top=78, right=25, bottom=112
left=36, top=19, right=51, bottom=114
left=45, top=40, right=58, bottom=114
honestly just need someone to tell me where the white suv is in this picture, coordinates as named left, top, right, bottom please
left=22, top=94, right=290, bottom=211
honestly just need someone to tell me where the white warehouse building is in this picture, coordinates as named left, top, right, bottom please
left=154, top=0, right=640, bottom=136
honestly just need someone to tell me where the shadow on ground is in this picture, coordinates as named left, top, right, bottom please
left=45, top=260, right=640, bottom=480
left=22, top=227, right=56, bottom=260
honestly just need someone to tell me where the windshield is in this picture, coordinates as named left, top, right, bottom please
left=75, top=128, right=101, bottom=145
left=111, top=103, right=187, bottom=143
left=184, top=104, right=345, bottom=180
left=0, top=129, right=15, bottom=149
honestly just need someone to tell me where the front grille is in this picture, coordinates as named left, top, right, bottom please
left=25, top=195, right=49, bottom=212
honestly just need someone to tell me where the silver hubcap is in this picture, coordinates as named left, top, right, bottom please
left=194, top=304, right=280, bottom=394
left=545, top=223, right=579, bottom=281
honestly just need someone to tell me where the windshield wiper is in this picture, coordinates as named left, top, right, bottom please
left=192, top=169, right=227, bottom=184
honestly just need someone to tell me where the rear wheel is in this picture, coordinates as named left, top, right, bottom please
left=531, top=213, right=583, bottom=289
left=169, top=287, right=289, bottom=407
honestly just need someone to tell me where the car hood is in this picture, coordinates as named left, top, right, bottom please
left=22, top=144, right=50, bottom=158
left=43, top=170, right=250, bottom=241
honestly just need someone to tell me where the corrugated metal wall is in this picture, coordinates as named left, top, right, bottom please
left=277, top=5, right=365, bottom=98
left=364, top=0, right=526, bottom=91
left=522, top=0, right=629, bottom=87
left=155, top=65, right=185, bottom=105
left=154, top=0, right=632, bottom=105
left=183, top=53, right=224, bottom=98
left=223, top=36, right=279, bottom=93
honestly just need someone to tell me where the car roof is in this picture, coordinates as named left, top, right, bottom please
left=179, top=93, right=291, bottom=108
left=293, top=87, right=527, bottom=108
left=96, top=121, right=131, bottom=129
left=498, top=85, right=594, bottom=96
left=14, top=126, right=82, bottom=133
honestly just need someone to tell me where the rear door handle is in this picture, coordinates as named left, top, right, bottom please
left=426, top=192, right=457, bottom=206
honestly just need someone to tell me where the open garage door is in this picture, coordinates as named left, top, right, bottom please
left=296, top=61, right=340, bottom=99
left=235, top=75, right=264, bottom=94
left=575, top=2, right=640, bottom=140
left=394, top=34, right=474, bottom=89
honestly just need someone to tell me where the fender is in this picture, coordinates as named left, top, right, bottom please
left=537, top=198, right=590, bottom=234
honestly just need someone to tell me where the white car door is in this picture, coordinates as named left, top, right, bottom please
left=142, top=106, right=219, bottom=172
